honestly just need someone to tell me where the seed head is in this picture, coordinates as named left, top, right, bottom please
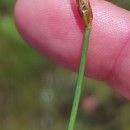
left=76, top=0, right=93, bottom=28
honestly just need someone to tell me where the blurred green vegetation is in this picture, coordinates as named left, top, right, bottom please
left=0, top=0, right=130, bottom=130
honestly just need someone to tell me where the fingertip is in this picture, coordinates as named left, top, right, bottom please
left=14, top=0, right=130, bottom=99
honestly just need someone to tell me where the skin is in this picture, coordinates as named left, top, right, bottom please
left=14, top=0, right=130, bottom=99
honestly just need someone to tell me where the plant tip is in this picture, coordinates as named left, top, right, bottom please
left=76, top=0, right=93, bottom=28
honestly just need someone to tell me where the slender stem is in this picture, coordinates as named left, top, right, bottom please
left=68, top=28, right=91, bottom=130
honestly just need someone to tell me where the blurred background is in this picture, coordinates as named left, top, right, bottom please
left=0, top=0, right=130, bottom=130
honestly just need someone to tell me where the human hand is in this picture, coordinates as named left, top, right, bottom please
left=14, top=0, right=130, bottom=99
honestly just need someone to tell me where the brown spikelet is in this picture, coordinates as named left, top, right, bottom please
left=76, top=0, right=93, bottom=28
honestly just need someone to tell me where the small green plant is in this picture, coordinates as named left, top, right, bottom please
left=68, top=0, right=93, bottom=130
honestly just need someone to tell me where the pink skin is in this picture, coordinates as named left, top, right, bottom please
left=14, top=0, right=130, bottom=99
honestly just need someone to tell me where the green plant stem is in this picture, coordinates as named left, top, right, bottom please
left=68, top=28, right=91, bottom=130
